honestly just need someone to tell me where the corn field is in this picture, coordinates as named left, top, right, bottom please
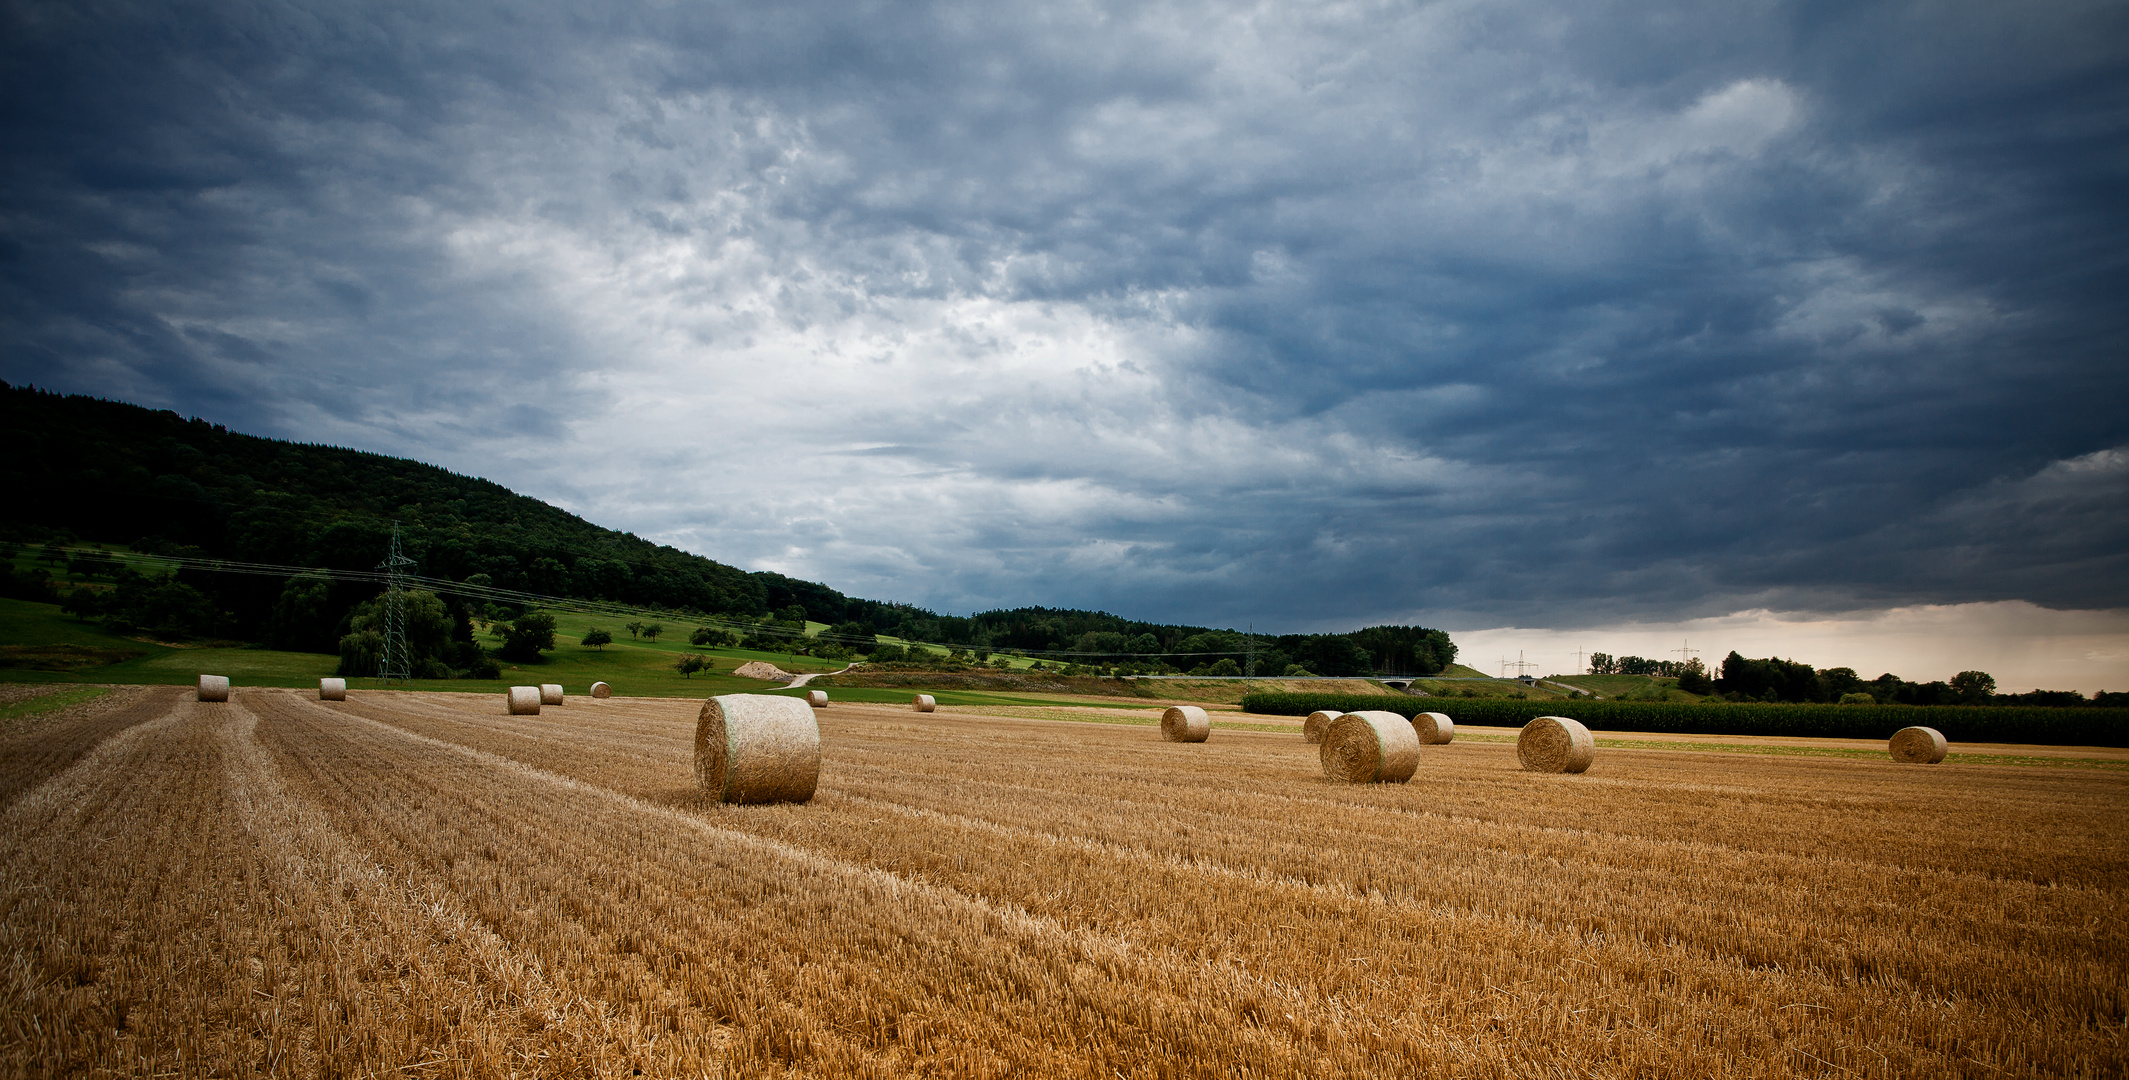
left=1, top=687, right=2123, bottom=1077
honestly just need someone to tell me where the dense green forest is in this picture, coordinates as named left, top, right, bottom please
left=1, top=383, right=1456, bottom=676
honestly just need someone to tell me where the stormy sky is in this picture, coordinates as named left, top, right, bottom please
left=5, top=0, right=2126, bottom=685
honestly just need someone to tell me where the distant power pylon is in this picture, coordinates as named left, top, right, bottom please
left=1673, top=639, right=1700, bottom=670
left=1501, top=651, right=1538, bottom=679
left=375, top=522, right=415, bottom=685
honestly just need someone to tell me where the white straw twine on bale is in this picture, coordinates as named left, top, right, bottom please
left=589, top=681, right=611, bottom=699
left=1319, top=711, right=1420, bottom=783
left=1518, top=715, right=1596, bottom=773
left=540, top=684, right=565, bottom=705
left=507, top=686, right=542, bottom=715
left=696, top=694, right=822, bottom=804
left=1303, top=710, right=1343, bottom=745
left=806, top=689, right=829, bottom=709
left=1889, top=726, right=1949, bottom=764
left=1161, top=705, right=1211, bottom=742
left=318, top=678, right=346, bottom=701
left=197, top=675, right=229, bottom=702
left=912, top=694, right=936, bottom=712
left=1412, top=711, right=1455, bottom=745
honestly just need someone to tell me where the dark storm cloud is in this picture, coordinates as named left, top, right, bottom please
left=3, top=0, right=2124, bottom=630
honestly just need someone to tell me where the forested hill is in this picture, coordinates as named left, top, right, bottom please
left=1, top=382, right=895, bottom=635
left=1, top=383, right=1458, bottom=674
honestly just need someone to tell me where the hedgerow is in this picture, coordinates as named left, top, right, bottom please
left=1235, top=693, right=2129, bottom=747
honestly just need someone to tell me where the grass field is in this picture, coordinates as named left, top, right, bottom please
left=1, top=686, right=2120, bottom=1077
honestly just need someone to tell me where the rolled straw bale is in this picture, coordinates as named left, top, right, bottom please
left=540, top=683, right=565, bottom=705
left=696, top=694, right=821, bottom=804
left=1888, top=726, right=1949, bottom=764
left=1412, top=711, right=1455, bottom=745
left=1319, top=711, right=1420, bottom=783
left=806, top=689, right=829, bottom=708
left=912, top=694, right=936, bottom=712
left=1303, top=710, right=1343, bottom=744
left=1161, top=705, right=1211, bottom=743
left=1517, top=715, right=1595, bottom=773
left=318, top=678, right=346, bottom=701
left=589, top=681, right=612, bottom=699
left=507, top=686, right=542, bottom=715
left=197, top=675, right=230, bottom=702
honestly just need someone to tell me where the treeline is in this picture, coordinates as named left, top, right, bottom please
left=1238, top=693, right=2129, bottom=748
left=1709, top=651, right=2123, bottom=707
left=4, top=384, right=1458, bottom=675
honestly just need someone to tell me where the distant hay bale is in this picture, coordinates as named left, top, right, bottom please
left=1161, top=705, right=1211, bottom=742
left=1412, top=711, right=1455, bottom=745
left=319, top=678, right=346, bottom=701
left=696, top=694, right=821, bottom=804
left=806, top=689, right=829, bottom=708
left=540, top=683, right=565, bottom=705
left=1303, top=710, right=1343, bottom=744
left=589, top=681, right=612, bottom=699
left=1320, top=711, right=1420, bottom=783
left=1889, top=726, right=1949, bottom=764
left=1518, top=715, right=1595, bottom=774
left=197, top=675, right=229, bottom=702
left=913, top=694, right=936, bottom=712
left=507, top=686, right=542, bottom=715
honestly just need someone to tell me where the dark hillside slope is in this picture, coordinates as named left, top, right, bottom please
left=1, top=382, right=895, bottom=633
left=2, top=383, right=1457, bottom=672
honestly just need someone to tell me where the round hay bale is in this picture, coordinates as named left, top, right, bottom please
left=912, top=694, right=936, bottom=712
left=1518, top=715, right=1595, bottom=773
left=1161, top=705, right=1211, bottom=742
left=1302, top=710, right=1343, bottom=744
left=507, top=686, right=542, bottom=715
left=1888, top=726, right=1949, bottom=764
left=806, top=689, right=829, bottom=708
left=318, top=678, right=346, bottom=701
left=589, top=681, right=612, bottom=699
left=197, top=675, right=230, bottom=702
left=539, top=683, right=565, bottom=705
left=697, top=694, right=821, bottom=804
left=1320, top=711, right=1420, bottom=783
left=1412, top=711, right=1455, bottom=745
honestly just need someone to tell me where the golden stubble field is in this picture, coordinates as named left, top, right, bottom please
left=1, top=688, right=2123, bottom=1078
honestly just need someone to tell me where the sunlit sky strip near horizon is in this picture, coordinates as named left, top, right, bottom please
left=3, top=0, right=2125, bottom=690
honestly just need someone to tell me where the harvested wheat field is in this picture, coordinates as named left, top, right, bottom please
left=2, top=689, right=2124, bottom=1078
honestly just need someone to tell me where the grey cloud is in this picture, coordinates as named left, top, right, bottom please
left=3, top=0, right=2124, bottom=630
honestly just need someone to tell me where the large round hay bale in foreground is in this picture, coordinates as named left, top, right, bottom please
left=197, top=675, right=230, bottom=702
left=507, top=686, right=542, bottom=715
left=1161, top=705, right=1211, bottom=742
left=1412, top=711, right=1455, bottom=745
left=806, top=689, right=829, bottom=708
left=1320, top=711, right=1420, bottom=783
left=1518, top=715, right=1595, bottom=773
left=1303, top=710, right=1343, bottom=744
left=912, top=694, right=936, bottom=712
left=697, top=694, right=821, bottom=804
left=1889, top=726, right=1949, bottom=764
left=589, top=681, right=612, bottom=699
left=540, top=683, right=565, bottom=705
left=319, top=678, right=346, bottom=701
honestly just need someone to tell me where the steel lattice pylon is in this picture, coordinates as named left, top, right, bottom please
left=375, top=522, right=415, bottom=685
